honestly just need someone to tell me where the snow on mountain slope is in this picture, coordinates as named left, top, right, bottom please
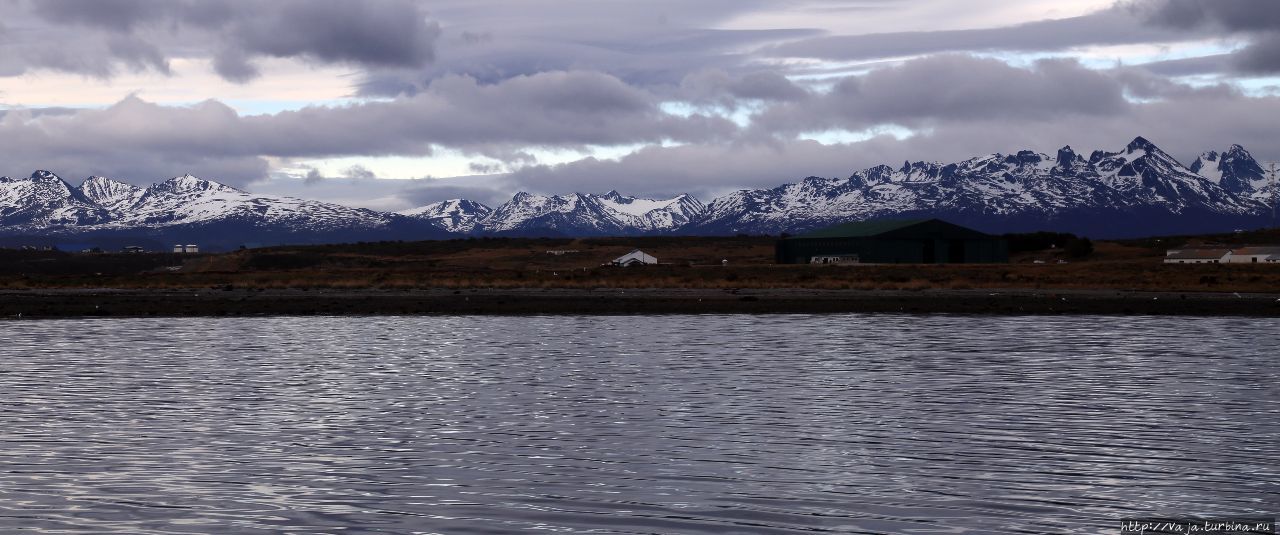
left=1190, top=151, right=1225, bottom=185
left=78, top=176, right=146, bottom=213
left=0, top=171, right=108, bottom=227
left=475, top=190, right=706, bottom=234
left=397, top=199, right=493, bottom=233
left=106, top=174, right=393, bottom=231
left=697, top=137, right=1266, bottom=234
left=0, top=136, right=1272, bottom=242
left=1194, top=144, right=1272, bottom=201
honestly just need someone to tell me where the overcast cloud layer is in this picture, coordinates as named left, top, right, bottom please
left=1, top=0, right=1278, bottom=209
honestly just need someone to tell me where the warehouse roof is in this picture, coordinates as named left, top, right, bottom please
left=793, top=218, right=992, bottom=240
left=1165, top=248, right=1230, bottom=260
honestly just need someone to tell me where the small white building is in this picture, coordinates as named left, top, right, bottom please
left=1224, top=246, right=1280, bottom=264
left=810, top=254, right=860, bottom=265
left=173, top=244, right=200, bottom=254
left=611, top=249, right=657, bottom=267
left=1163, top=248, right=1230, bottom=264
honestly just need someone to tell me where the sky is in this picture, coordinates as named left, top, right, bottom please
left=2, top=0, right=1279, bottom=210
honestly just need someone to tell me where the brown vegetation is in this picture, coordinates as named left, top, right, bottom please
left=1, top=234, right=1279, bottom=293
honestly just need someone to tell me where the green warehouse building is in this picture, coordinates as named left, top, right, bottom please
left=776, top=218, right=1008, bottom=264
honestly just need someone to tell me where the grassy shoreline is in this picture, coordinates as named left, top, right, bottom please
left=2, top=235, right=1279, bottom=317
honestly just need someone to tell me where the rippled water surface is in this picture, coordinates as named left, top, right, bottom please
left=1, top=315, right=1277, bottom=534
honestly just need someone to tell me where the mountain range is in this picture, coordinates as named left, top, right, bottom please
left=1, top=137, right=1274, bottom=250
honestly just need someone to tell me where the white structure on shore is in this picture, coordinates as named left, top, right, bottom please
left=1224, top=246, right=1280, bottom=263
left=1164, top=246, right=1280, bottom=264
left=611, top=249, right=657, bottom=267
left=173, top=244, right=200, bottom=254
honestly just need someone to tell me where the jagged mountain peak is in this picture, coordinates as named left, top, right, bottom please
left=397, top=198, right=494, bottom=233
left=1126, top=136, right=1156, bottom=153
left=26, top=170, right=77, bottom=191
left=78, top=176, right=145, bottom=212
left=475, top=189, right=709, bottom=235
left=397, top=198, right=492, bottom=216
left=150, top=174, right=243, bottom=195
left=1056, top=146, right=1083, bottom=171
left=0, top=137, right=1273, bottom=243
left=1214, top=143, right=1268, bottom=196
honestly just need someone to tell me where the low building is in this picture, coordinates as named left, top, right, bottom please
left=122, top=246, right=145, bottom=254
left=1163, top=246, right=1280, bottom=264
left=1224, top=246, right=1280, bottom=264
left=776, top=218, right=1007, bottom=264
left=612, top=249, right=658, bottom=267
left=173, top=244, right=200, bottom=254
left=1163, top=248, right=1230, bottom=264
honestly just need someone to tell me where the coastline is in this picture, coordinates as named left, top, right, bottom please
left=2, top=287, right=1278, bottom=318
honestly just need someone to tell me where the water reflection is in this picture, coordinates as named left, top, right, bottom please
left=1, top=315, right=1277, bottom=534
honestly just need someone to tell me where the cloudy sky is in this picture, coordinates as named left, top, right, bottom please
left=1, top=0, right=1278, bottom=209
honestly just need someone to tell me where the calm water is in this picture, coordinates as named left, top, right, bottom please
left=1, top=315, right=1277, bottom=534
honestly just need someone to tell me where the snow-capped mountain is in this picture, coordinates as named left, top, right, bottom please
left=1191, top=144, right=1274, bottom=201
left=693, top=137, right=1270, bottom=236
left=0, top=172, right=447, bottom=249
left=398, top=199, right=493, bottom=233
left=0, top=171, right=108, bottom=227
left=107, top=174, right=395, bottom=232
left=1, top=136, right=1275, bottom=247
left=475, top=190, right=706, bottom=235
left=78, top=176, right=146, bottom=213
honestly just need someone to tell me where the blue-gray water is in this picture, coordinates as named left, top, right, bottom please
left=1, top=315, right=1277, bottom=534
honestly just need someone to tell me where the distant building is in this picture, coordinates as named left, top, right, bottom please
left=1163, top=249, right=1229, bottom=264
left=123, top=246, right=145, bottom=254
left=612, top=249, right=658, bottom=267
left=776, top=218, right=1008, bottom=264
left=1224, top=246, right=1280, bottom=264
left=545, top=249, right=580, bottom=256
left=173, top=244, right=200, bottom=254
left=1164, top=247, right=1280, bottom=264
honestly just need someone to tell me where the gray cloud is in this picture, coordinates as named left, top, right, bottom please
left=1110, top=66, right=1241, bottom=99
left=1136, top=0, right=1280, bottom=74
left=342, top=165, right=377, bottom=180
left=8, top=0, right=440, bottom=81
left=456, top=89, right=1280, bottom=205
left=5, top=0, right=1280, bottom=213
left=1137, top=0, right=1280, bottom=32
left=1232, top=33, right=1280, bottom=74
left=0, top=71, right=737, bottom=187
left=356, top=27, right=818, bottom=98
left=752, top=55, right=1128, bottom=135
left=253, top=173, right=514, bottom=210
left=762, top=7, right=1194, bottom=62
left=676, top=69, right=812, bottom=108
left=1133, top=53, right=1233, bottom=77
